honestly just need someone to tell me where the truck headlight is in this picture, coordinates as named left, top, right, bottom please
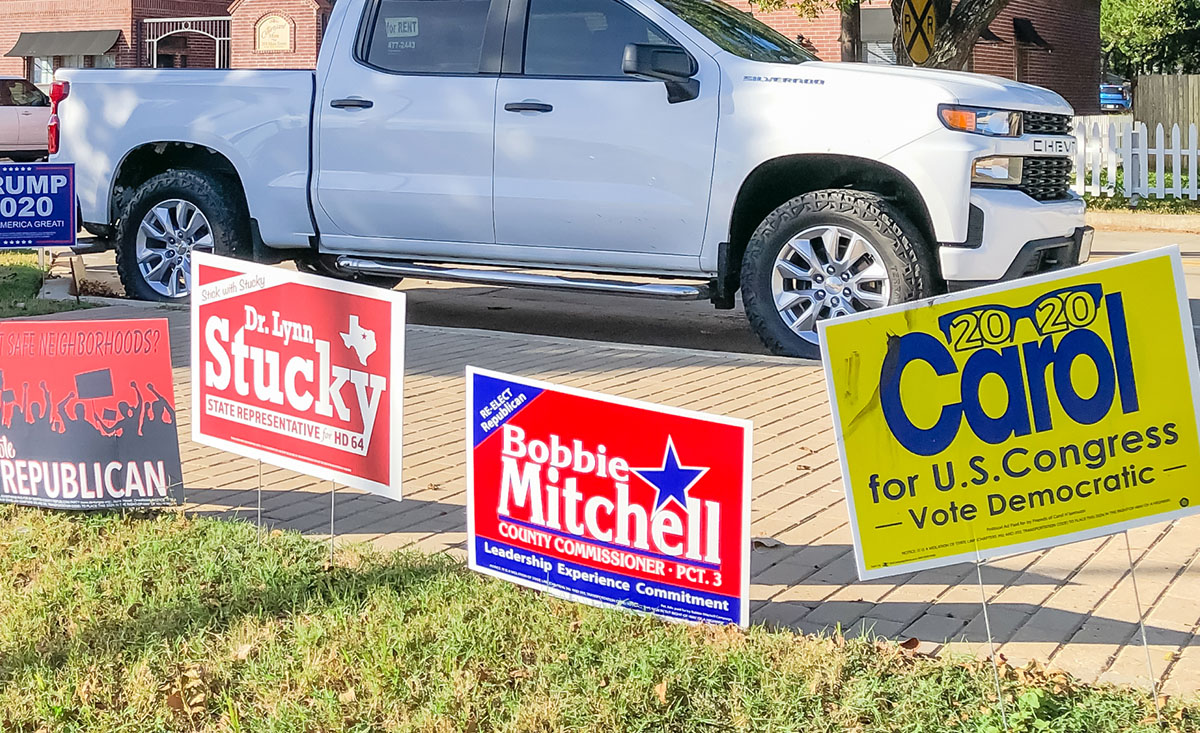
left=940, top=105, right=1022, bottom=137
left=972, top=156, right=1023, bottom=185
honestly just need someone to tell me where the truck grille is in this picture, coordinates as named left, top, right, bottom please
left=1019, top=157, right=1073, bottom=201
left=1023, top=111, right=1073, bottom=135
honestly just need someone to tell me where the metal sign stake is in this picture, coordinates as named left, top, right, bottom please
left=329, top=480, right=337, bottom=565
left=256, top=459, right=263, bottom=538
left=975, top=550, right=1009, bottom=731
left=1124, top=530, right=1163, bottom=723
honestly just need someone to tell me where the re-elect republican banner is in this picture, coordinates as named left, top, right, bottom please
left=0, top=163, right=76, bottom=248
left=0, top=319, right=182, bottom=509
left=467, top=368, right=752, bottom=626
left=191, top=252, right=405, bottom=498
left=820, top=248, right=1200, bottom=580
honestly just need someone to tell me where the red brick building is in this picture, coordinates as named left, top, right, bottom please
left=731, top=0, right=1101, bottom=114
left=0, top=0, right=231, bottom=81
left=1, top=0, right=329, bottom=82
left=2, top=0, right=1100, bottom=114
left=228, top=0, right=331, bottom=68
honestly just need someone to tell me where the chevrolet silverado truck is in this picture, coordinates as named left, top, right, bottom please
left=52, top=0, right=1091, bottom=358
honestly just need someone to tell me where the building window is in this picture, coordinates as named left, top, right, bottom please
left=31, top=57, right=54, bottom=85
left=93, top=54, right=116, bottom=68
left=861, top=8, right=895, bottom=65
left=864, top=41, right=897, bottom=65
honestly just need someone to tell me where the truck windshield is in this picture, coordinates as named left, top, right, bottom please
left=655, top=0, right=815, bottom=64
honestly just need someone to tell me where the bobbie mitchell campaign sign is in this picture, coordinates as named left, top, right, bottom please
left=467, top=368, right=752, bottom=626
left=191, top=252, right=405, bottom=498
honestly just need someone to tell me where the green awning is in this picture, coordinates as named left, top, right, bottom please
left=5, top=30, right=120, bottom=58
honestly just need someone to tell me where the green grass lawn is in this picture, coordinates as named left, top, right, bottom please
left=1085, top=195, right=1200, bottom=215
left=0, top=250, right=90, bottom=319
left=1084, top=169, right=1200, bottom=214
left=1, top=506, right=1195, bottom=732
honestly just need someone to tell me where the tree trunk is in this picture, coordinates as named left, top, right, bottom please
left=893, top=0, right=1012, bottom=70
left=840, top=3, right=862, bottom=62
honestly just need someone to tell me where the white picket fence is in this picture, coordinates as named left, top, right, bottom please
left=1072, top=119, right=1200, bottom=200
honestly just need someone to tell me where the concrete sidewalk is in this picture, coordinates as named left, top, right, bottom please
left=1090, top=229, right=1200, bottom=256
left=27, top=303, right=1200, bottom=697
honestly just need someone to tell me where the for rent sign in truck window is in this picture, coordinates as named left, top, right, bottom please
left=467, top=368, right=752, bottom=626
left=820, top=248, right=1200, bottom=580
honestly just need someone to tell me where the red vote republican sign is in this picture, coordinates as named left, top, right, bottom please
left=0, top=318, right=182, bottom=509
left=468, top=367, right=753, bottom=626
left=191, top=252, right=405, bottom=498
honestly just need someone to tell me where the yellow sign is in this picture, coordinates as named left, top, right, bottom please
left=819, top=249, right=1200, bottom=580
left=902, top=0, right=936, bottom=65
left=255, top=15, right=292, bottom=52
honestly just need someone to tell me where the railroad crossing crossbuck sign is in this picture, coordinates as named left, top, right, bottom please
left=902, top=0, right=936, bottom=65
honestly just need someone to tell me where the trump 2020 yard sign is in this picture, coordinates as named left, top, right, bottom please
left=819, top=247, right=1200, bottom=580
left=0, top=164, right=76, bottom=248
left=467, top=368, right=752, bottom=626
left=191, top=252, right=405, bottom=499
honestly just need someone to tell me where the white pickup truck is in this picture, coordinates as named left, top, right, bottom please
left=53, top=0, right=1091, bottom=358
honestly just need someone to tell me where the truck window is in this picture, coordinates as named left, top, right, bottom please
left=523, top=0, right=680, bottom=77
left=363, top=0, right=494, bottom=73
left=654, top=0, right=814, bottom=64
left=1, top=79, right=49, bottom=107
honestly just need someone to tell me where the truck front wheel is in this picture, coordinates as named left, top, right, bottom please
left=115, top=169, right=248, bottom=302
left=741, top=189, right=937, bottom=359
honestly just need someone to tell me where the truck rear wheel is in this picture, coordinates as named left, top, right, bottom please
left=115, top=169, right=248, bottom=302
left=741, top=189, right=936, bottom=359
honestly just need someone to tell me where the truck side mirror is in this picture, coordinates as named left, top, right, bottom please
left=622, top=43, right=700, bottom=103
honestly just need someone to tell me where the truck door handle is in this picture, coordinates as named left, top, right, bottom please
left=504, top=101, right=553, bottom=113
left=330, top=98, right=374, bottom=109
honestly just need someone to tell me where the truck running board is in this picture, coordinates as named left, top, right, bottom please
left=335, top=257, right=712, bottom=301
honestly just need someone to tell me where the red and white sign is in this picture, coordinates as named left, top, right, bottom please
left=191, top=252, right=404, bottom=498
left=467, top=367, right=752, bottom=626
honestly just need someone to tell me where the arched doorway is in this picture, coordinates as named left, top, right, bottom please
left=142, top=17, right=232, bottom=68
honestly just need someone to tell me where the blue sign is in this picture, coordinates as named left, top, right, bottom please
left=0, top=163, right=76, bottom=248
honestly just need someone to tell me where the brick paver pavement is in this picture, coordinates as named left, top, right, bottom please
left=35, top=304, right=1200, bottom=695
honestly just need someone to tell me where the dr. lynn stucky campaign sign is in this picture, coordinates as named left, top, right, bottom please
left=191, top=252, right=405, bottom=499
left=819, top=247, right=1200, bottom=580
left=467, top=368, right=752, bottom=626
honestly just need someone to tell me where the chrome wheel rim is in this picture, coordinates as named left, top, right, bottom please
left=771, top=225, right=892, bottom=345
left=135, top=199, right=213, bottom=299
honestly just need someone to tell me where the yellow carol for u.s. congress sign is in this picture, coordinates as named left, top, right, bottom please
left=819, top=248, right=1200, bottom=580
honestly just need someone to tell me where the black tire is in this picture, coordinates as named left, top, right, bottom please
left=115, top=169, right=248, bottom=303
left=295, top=254, right=403, bottom=291
left=741, top=189, right=937, bottom=359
